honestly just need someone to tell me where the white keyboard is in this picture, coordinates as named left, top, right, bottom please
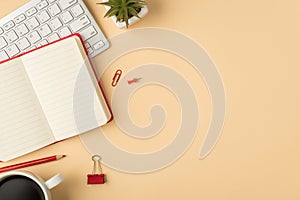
left=0, top=0, right=109, bottom=62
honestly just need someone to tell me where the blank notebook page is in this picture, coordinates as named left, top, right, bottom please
left=0, top=58, right=55, bottom=161
left=22, top=37, right=107, bottom=141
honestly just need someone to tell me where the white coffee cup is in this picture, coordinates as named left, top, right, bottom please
left=0, top=170, right=63, bottom=200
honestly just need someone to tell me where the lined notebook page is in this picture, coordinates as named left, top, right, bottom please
left=22, top=37, right=109, bottom=141
left=0, top=58, right=55, bottom=161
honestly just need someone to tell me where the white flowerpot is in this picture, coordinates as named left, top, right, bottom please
left=102, top=0, right=149, bottom=29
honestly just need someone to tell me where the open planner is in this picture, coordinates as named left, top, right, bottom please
left=0, top=34, right=112, bottom=162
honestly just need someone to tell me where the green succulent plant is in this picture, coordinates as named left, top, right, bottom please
left=98, top=0, right=147, bottom=28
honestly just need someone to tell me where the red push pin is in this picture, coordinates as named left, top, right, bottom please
left=128, top=78, right=141, bottom=85
left=87, top=155, right=106, bottom=184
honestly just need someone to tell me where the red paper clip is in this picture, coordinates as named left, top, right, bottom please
left=112, top=69, right=122, bottom=87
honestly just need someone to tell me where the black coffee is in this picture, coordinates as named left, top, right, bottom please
left=0, top=175, right=45, bottom=200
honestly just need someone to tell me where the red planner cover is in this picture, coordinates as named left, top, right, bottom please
left=0, top=33, right=113, bottom=162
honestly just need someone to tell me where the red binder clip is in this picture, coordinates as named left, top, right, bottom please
left=87, top=155, right=105, bottom=184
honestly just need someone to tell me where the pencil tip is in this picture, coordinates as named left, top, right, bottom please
left=56, top=155, right=66, bottom=159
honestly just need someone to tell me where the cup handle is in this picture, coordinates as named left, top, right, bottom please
left=45, top=174, right=64, bottom=190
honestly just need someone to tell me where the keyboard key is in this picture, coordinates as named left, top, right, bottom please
left=5, top=30, right=18, bottom=43
left=79, top=26, right=97, bottom=41
left=49, top=17, right=63, bottom=30
left=17, top=38, right=31, bottom=50
left=58, top=27, right=71, bottom=37
left=85, top=42, right=90, bottom=48
left=48, top=33, right=60, bottom=42
left=71, top=4, right=83, bottom=17
left=37, top=1, right=49, bottom=10
left=69, top=15, right=90, bottom=32
left=14, top=14, right=26, bottom=24
left=28, top=31, right=41, bottom=43
left=27, top=17, right=40, bottom=29
left=49, top=0, right=57, bottom=3
left=25, top=7, right=38, bottom=17
left=15, top=24, right=29, bottom=37
left=39, top=24, right=52, bottom=37
left=87, top=47, right=93, bottom=55
left=0, top=28, right=3, bottom=35
left=26, top=45, right=37, bottom=52
left=58, top=0, right=77, bottom=10
left=48, top=3, right=61, bottom=16
left=0, top=37, right=8, bottom=49
left=3, top=21, right=15, bottom=31
left=93, top=40, right=104, bottom=50
left=6, top=44, right=20, bottom=57
left=36, top=39, right=48, bottom=47
left=37, top=10, right=51, bottom=23
left=60, top=11, right=73, bottom=23
left=0, top=51, right=9, bottom=61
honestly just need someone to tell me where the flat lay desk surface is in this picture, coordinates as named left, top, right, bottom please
left=1, top=0, right=300, bottom=199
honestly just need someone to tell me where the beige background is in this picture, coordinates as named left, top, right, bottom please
left=1, top=0, right=300, bottom=199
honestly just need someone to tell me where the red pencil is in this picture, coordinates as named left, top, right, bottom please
left=0, top=155, right=66, bottom=173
